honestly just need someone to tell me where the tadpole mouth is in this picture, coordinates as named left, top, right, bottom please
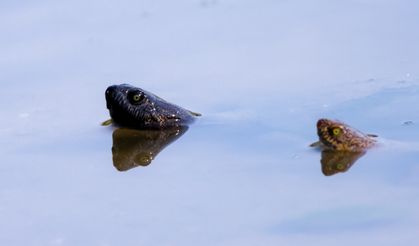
left=106, top=101, right=113, bottom=110
left=105, top=85, right=122, bottom=110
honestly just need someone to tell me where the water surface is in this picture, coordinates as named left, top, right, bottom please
left=1, top=1, right=419, bottom=245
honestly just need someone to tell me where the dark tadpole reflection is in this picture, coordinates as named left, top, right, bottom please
left=111, top=126, right=188, bottom=171
left=320, top=150, right=366, bottom=176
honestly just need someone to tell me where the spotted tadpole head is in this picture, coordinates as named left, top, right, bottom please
left=316, top=118, right=376, bottom=151
left=105, top=84, right=200, bottom=129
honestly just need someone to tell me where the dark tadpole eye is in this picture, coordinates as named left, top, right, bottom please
left=128, top=90, right=145, bottom=104
left=133, top=94, right=141, bottom=101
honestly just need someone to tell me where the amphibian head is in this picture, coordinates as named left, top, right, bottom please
left=313, top=118, right=377, bottom=151
left=105, top=84, right=200, bottom=129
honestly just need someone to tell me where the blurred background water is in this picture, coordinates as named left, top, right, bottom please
left=1, top=0, right=419, bottom=245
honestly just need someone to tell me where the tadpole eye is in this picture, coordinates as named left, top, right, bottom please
left=128, top=90, right=145, bottom=104
left=332, top=128, right=341, bottom=136
left=133, top=94, right=142, bottom=102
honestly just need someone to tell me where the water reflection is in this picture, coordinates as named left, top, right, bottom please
left=111, top=127, right=188, bottom=171
left=320, top=150, right=366, bottom=176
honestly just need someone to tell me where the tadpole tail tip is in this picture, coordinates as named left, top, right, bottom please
left=189, top=111, right=202, bottom=117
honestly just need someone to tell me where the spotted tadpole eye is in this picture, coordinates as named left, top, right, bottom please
left=332, top=128, right=341, bottom=136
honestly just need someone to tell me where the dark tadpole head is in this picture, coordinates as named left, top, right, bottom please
left=105, top=84, right=200, bottom=129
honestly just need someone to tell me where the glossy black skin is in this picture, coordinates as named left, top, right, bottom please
left=105, top=84, right=199, bottom=129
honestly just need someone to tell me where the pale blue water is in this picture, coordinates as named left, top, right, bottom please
left=1, top=1, right=419, bottom=245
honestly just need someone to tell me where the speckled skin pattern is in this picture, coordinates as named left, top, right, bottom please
left=316, top=118, right=376, bottom=151
left=105, top=84, right=199, bottom=129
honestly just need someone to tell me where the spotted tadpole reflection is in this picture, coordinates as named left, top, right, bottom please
left=320, top=150, right=366, bottom=176
left=111, top=127, right=188, bottom=171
